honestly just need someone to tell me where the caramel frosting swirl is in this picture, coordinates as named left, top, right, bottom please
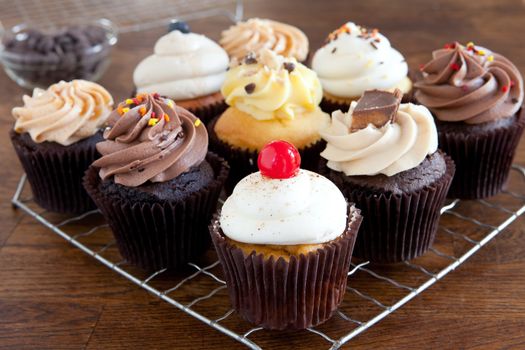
left=12, top=80, right=113, bottom=146
left=93, top=94, right=208, bottom=187
left=220, top=18, right=308, bottom=62
left=414, top=42, right=524, bottom=124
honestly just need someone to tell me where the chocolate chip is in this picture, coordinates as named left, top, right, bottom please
left=244, top=53, right=257, bottom=64
left=244, top=83, right=256, bottom=94
left=283, top=62, right=295, bottom=73
left=331, top=47, right=337, bottom=54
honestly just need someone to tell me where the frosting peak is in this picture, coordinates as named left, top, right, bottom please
left=133, top=31, right=229, bottom=100
left=12, top=80, right=113, bottom=146
left=312, top=22, right=410, bottom=98
left=220, top=18, right=308, bottom=62
left=221, top=49, right=323, bottom=120
left=220, top=170, right=347, bottom=245
left=321, top=101, right=438, bottom=176
left=93, top=94, right=208, bottom=187
left=414, top=42, right=524, bottom=124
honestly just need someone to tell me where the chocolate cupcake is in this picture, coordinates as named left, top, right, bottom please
left=210, top=141, right=362, bottom=330
left=208, top=49, right=330, bottom=193
left=83, top=93, right=228, bottom=271
left=220, top=18, right=309, bottom=63
left=319, top=90, right=454, bottom=263
left=312, top=22, right=413, bottom=114
left=10, top=80, right=113, bottom=214
left=133, top=30, right=228, bottom=124
left=414, top=41, right=524, bottom=199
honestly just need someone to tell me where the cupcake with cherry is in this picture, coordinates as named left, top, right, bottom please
left=210, top=140, right=362, bottom=330
left=208, top=48, right=330, bottom=192
left=319, top=89, right=454, bottom=263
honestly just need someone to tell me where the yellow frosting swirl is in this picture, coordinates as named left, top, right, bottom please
left=221, top=49, right=323, bottom=121
left=12, top=80, right=113, bottom=146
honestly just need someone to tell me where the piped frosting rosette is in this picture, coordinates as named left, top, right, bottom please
left=12, top=80, right=113, bottom=146
left=312, top=22, right=410, bottom=99
left=133, top=31, right=229, bottom=100
left=321, top=91, right=438, bottom=176
left=220, top=18, right=308, bottom=62
left=93, top=93, right=208, bottom=187
left=414, top=41, right=524, bottom=124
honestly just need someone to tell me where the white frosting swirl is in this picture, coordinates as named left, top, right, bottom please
left=12, top=80, right=113, bottom=146
left=312, top=22, right=409, bottom=98
left=220, top=170, right=347, bottom=245
left=320, top=102, right=438, bottom=176
left=133, top=31, right=229, bottom=100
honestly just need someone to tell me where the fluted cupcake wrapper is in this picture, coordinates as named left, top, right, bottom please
left=10, top=129, right=102, bottom=214
left=207, top=116, right=326, bottom=194
left=83, top=153, right=229, bottom=271
left=322, top=155, right=454, bottom=263
left=209, top=206, right=362, bottom=330
left=437, top=108, right=525, bottom=199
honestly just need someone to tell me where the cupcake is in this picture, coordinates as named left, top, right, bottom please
left=208, top=49, right=330, bottom=192
left=210, top=140, right=362, bottom=329
left=312, top=22, right=412, bottom=114
left=219, top=18, right=309, bottom=63
left=414, top=42, right=524, bottom=199
left=319, top=90, right=454, bottom=263
left=10, top=80, right=113, bottom=214
left=133, top=30, right=229, bottom=124
left=83, top=93, right=229, bottom=271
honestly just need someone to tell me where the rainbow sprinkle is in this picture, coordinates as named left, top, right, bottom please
left=148, top=118, right=159, bottom=126
left=125, top=98, right=134, bottom=105
left=139, top=106, right=147, bottom=116
left=194, top=119, right=202, bottom=127
left=164, top=113, right=170, bottom=122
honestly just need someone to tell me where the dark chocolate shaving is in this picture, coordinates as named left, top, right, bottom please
left=244, top=83, right=256, bottom=94
left=283, top=62, right=295, bottom=73
left=350, top=89, right=403, bottom=131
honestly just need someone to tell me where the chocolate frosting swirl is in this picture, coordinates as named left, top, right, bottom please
left=93, top=94, right=208, bottom=187
left=414, top=42, right=523, bottom=124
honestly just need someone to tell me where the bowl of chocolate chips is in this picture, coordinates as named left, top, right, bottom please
left=0, top=18, right=118, bottom=89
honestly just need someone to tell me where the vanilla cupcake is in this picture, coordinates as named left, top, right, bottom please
left=208, top=49, right=329, bottom=192
left=220, top=18, right=309, bottom=62
left=133, top=30, right=229, bottom=123
left=312, top=22, right=412, bottom=114
left=319, top=90, right=454, bottom=263
left=210, top=141, right=362, bottom=329
left=10, top=80, right=113, bottom=214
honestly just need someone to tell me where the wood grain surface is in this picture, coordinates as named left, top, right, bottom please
left=1, top=0, right=525, bottom=349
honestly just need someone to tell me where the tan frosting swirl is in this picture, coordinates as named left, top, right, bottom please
left=12, top=80, right=113, bottom=146
left=414, top=42, right=524, bottom=124
left=93, top=94, right=208, bottom=187
left=220, top=18, right=308, bottom=61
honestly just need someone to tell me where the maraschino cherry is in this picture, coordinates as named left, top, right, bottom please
left=257, top=140, right=301, bottom=179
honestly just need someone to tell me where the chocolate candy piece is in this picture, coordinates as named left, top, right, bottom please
left=350, top=89, right=403, bottom=132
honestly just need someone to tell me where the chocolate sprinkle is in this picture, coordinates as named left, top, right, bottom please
left=370, top=41, right=378, bottom=50
left=331, top=47, right=337, bottom=54
left=283, top=62, right=296, bottom=73
left=512, top=98, right=519, bottom=104
left=244, top=83, right=256, bottom=94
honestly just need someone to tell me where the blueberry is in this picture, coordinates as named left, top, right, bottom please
left=168, top=20, right=190, bottom=34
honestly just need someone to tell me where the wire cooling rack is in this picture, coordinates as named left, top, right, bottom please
left=11, top=165, right=525, bottom=349
left=0, top=0, right=243, bottom=33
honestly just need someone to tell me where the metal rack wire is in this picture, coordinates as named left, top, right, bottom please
left=0, top=0, right=243, bottom=33
left=11, top=165, right=525, bottom=349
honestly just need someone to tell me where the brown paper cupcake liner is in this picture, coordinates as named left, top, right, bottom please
left=321, top=155, right=454, bottom=263
left=10, top=129, right=102, bottom=214
left=210, top=205, right=362, bottom=330
left=437, top=108, right=525, bottom=199
left=207, top=116, right=326, bottom=194
left=83, top=152, right=229, bottom=271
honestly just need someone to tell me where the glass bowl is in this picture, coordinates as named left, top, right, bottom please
left=0, top=18, right=118, bottom=89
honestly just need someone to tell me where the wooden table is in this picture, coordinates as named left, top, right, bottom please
left=1, top=0, right=525, bottom=348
